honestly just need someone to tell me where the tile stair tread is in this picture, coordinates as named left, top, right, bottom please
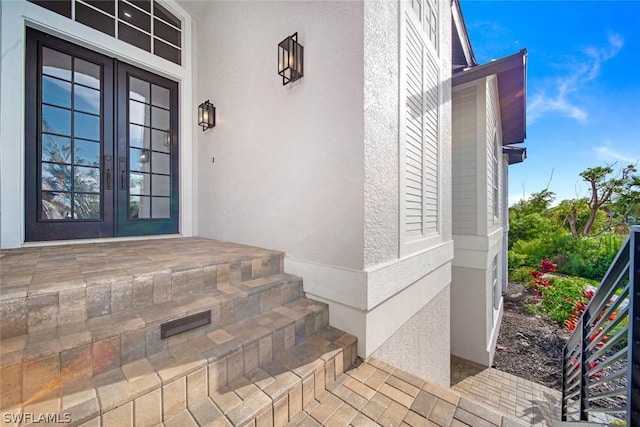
left=0, top=236, right=283, bottom=264
left=1, top=273, right=304, bottom=368
left=2, top=296, right=330, bottom=414
left=0, top=238, right=285, bottom=298
left=27, top=324, right=355, bottom=426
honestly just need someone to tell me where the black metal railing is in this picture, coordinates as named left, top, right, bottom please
left=561, top=226, right=640, bottom=425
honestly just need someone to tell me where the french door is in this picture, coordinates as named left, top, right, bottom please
left=25, top=28, right=179, bottom=241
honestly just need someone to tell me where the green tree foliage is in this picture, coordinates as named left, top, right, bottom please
left=549, top=198, right=607, bottom=238
left=580, top=164, right=637, bottom=236
left=612, top=174, right=640, bottom=224
left=507, top=166, right=633, bottom=282
left=508, top=189, right=557, bottom=248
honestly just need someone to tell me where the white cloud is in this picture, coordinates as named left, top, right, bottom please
left=584, top=33, right=624, bottom=80
left=594, top=140, right=638, bottom=164
left=528, top=34, right=624, bottom=124
left=528, top=91, right=587, bottom=123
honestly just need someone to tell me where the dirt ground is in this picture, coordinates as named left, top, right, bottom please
left=493, top=281, right=571, bottom=391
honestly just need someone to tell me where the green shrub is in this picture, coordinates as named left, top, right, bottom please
left=508, top=211, right=558, bottom=249
left=507, top=251, right=528, bottom=270
left=508, top=232, right=574, bottom=269
left=508, top=232, right=624, bottom=282
left=509, top=266, right=534, bottom=283
left=536, top=276, right=590, bottom=325
left=559, top=233, right=624, bottom=281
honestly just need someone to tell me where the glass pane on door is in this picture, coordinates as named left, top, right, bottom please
left=127, top=76, right=172, bottom=220
left=40, top=47, right=102, bottom=221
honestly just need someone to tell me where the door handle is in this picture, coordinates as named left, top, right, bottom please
left=119, top=156, right=127, bottom=190
left=105, top=155, right=113, bottom=190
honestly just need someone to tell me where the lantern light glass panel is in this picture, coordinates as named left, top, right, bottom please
left=198, top=100, right=215, bottom=130
left=278, top=33, right=303, bottom=85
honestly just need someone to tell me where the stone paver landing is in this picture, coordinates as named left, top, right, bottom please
left=451, top=356, right=561, bottom=426
left=290, top=357, right=528, bottom=426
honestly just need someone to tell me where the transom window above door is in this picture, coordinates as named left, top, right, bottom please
left=28, top=0, right=182, bottom=65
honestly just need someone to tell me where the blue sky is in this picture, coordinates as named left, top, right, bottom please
left=460, top=1, right=640, bottom=206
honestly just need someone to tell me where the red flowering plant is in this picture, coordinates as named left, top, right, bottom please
left=529, top=259, right=556, bottom=298
left=540, top=259, right=557, bottom=274
left=527, top=260, right=596, bottom=328
left=526, top=259, right=617, bottom=341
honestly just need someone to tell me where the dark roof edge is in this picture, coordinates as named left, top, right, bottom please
left=503, top=146, right=527, bottom=165
left=452, top=49, right=527, bottom=86
left=451, top=0, right=477, bottom=68
left=452, top=49, right=528, bottom=145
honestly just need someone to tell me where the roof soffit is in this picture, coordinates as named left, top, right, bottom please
left=453, top=49, right=528, bottom=145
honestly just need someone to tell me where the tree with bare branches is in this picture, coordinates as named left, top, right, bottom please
left=579, top=164, right=637, bottom=236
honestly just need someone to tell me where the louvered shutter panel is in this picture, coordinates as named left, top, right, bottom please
left=405, top=19, right=424, bottom=239
left=404, top=16, right=439, bottom=241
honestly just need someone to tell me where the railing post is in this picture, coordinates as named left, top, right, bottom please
left=628, top=227, right=640, bottom=426
left=579, top=316, right=589, bottom=420
left=561, top=344, right=567, bottom=421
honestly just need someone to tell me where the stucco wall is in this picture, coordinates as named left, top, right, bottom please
left=364, top=0, right=453, bottom=268
left=191, top=1, right=365, bottom=271
left=188, top=1, right=454, bottom=374
left=0, top=0, right=3, bottom=249
left=372, top=284, right=451, bottom=387
left=362, top=0, right=453, bottom=370
left=363, top=0, right=400, bottom=268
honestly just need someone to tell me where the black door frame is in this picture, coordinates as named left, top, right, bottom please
left=25, top=28, right=179, bottom=242
left=116, top=62, right=180, bottom=236
left=25, top=28, right=115, bottom=241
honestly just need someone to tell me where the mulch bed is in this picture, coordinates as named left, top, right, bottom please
left=493, top=281, right=571, bottom=391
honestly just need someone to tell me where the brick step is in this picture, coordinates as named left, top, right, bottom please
left=0, top=272, right=303, bottom=378
left=161, top=328, right=357, bottom=427
left=0, top=237, right=284, bottom=339
left=0, top=277, right=316, bottom=410
left=3, top=321, right=357, bottom=427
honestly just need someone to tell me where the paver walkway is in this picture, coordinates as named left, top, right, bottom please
left=290, top=357, right=528, bottom=426
left=450, top=356, right=561, bottom=426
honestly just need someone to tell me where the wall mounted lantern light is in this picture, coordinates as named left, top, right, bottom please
left=198, top=100, right=216, bottom=130
left=278, top=32, right=304, bottom=85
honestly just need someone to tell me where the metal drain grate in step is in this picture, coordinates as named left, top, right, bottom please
left=161, top=310, right=211, bottom=339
